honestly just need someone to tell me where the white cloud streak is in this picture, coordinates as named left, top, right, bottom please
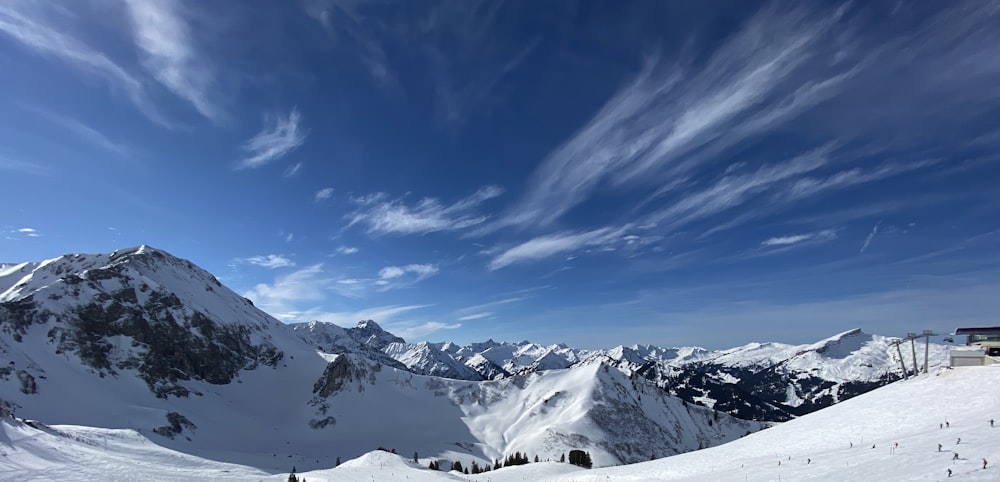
left=0, top=155, right=50, bottom=176
left=457, top=312, right=492, bottom=321
left=244, top=264, right=330, bottom=314
left=645, top=146, right=832, bottom=229
left=859, top=222, right=880, bottom=254
left=347, top=186, right=503, bottom=236
left=25, top=107, right=131, bottom=156
left=237, top=254, right=296, bottom=269
left=314, top=187, right=334, bottom=202
left=488, top=226, right=628, bottom=270
left=123, top=0, right=222, bottom=122
left=389, top=321, right=462, bottom=341
left=486, top=6, right=854, bottom=232
left=761, top=229, right=837, bottom=247
left=334, top=246, right=359, bottom=255
left=0, top=4, right=168, bottom=125
left=377, top=264, right=439, bottom=284
left=271, top=304, right=431, bottom=326
left=284, top=162, right=304, bottom=177
left=237, top=108, right=308, bottom=169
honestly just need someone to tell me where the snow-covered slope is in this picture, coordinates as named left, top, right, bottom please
left=3, top=366, right=997, bottom=481
left=0, top=246, right=763, bottom=473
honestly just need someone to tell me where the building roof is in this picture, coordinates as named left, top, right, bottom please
left=954, top=326, right=1000, bottom=335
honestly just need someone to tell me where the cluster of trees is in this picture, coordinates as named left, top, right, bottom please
left=427, top=459, right=496, bottom=474
left=286, top=466, right=305, bottom=482
left=501, top=451, right=533, bottom=467
left=568, top=449, right=593, bottom=469
left=427, top=449, right=593, bottom=474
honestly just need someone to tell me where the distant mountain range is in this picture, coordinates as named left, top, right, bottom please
left=0, top=246, right=949, bottom=471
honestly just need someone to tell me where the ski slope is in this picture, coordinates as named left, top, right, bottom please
left=2, top=365, right=997, bottom=481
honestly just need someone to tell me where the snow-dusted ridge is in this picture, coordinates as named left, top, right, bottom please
left=0, top=246, right=953, bottom=476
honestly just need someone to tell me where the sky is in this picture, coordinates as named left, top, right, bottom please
left=2, top=0, right=1000, bottom=349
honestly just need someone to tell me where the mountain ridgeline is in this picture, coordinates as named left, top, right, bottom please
left=0, top=246, right=949, bottom=471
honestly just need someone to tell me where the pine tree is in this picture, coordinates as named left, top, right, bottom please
left=494, top=459, right=501, bottom=470
left=568, top=450, right=593, bottom=469
left=287, top=466, right=299, bottom=482
left=335, top=457, right=341, bottom=467
left=560, top=453, right=566, bottom=463
left=413, top=451, right=419, bottom=463
left=534, top=454, right=540, bottom=463
left=451, top=460, right=463, bottom=472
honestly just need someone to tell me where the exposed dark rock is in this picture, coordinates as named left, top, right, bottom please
left=153, top=411, right=196, bottom=439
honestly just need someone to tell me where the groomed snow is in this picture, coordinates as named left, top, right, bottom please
left=2, top=366, right=997, bottom=481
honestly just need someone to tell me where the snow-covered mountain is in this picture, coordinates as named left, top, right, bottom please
left=0, top=246, right=770, bottom=472
left=297, top=320, right=949, bottom=421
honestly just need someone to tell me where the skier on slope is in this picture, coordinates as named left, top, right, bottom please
left=984, top=458, right=988, bottom=470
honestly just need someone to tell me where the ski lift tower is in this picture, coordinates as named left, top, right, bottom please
left=920, top=330, right=938, bottom=374
left=889, top=338, right=909, bottom=378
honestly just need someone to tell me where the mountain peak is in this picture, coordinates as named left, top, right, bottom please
left=356, top=319, right=382, bottom=330
left=349, top=319, right=405, bottom=349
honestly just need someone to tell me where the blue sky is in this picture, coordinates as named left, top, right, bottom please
left=2, top=1, right=1000, bottom=349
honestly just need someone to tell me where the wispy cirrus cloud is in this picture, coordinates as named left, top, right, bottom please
left=0, top=3, right=166, bottom=125
left=235, top=254, right=296, bottom=269
left=244, top=260, right=439, bottom=316
left=486, top=6, right=855, bottom=232
left=244, top=264, right=330, bottom=315
left=787, top=159, right=940, bottom=201
left=644, top=146, right=832, bottom=229
left=237, top=108, right=308, bottom=169
left=2, top=227, right=42, bottom=240
left=761, top=229, right=836, bottom=247
left=0, top=155, right=50, bottom=176
left=304, top=0, right=536, bottom=124
left=488, top=226, right=629, bottom=271
left=25, top=107, right=131, bottom=157
left=334, top=246, right=359, bottom=255
left=283, top=162, right=304, bottom=177
left=376, top=264, right=439, bottom=288
left=270, top=304, right=431, bottom=326
left=484, top=2, right=1000, bottom=237
left=314, top=187, right=334, bottom=202
left=389, top=321, right=462, bottom=341
left=456, top=312, right=492, bottom=321
left=346, top=186, right=503, bottom=236
left=859, top=222, right=880, bottom=254
left=123, top=0, right=223, bottom=123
